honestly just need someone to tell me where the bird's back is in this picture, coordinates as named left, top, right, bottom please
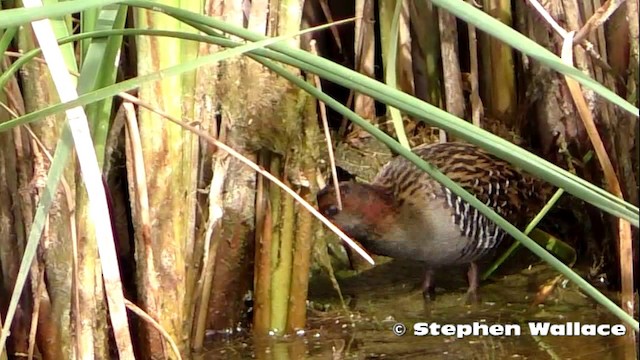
left=372, top=142, right=550, bottom=264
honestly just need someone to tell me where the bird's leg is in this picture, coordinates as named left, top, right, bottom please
left=421, top=268, right=436, bottom=301
left=466, top=262, right=480, bottom=304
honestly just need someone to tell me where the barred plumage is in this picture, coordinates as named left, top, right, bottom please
left=317, top=142, right=551, bottom=302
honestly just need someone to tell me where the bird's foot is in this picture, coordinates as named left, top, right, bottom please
left=421, top=268, right=436, bottom=302
left=465, top=288, right=480, bottom=304
left=422, top=286, right=437, bottom=302
left=465, top=262, right=481, bottom=304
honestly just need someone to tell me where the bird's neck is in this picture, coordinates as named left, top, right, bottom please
left=347, top=199, right=410, bottom=246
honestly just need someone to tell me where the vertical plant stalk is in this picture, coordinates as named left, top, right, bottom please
left=27, top=270, right=43, bottom=360
left=380, top=0, right=410, bottom=148
left=204, top=0, right=257, bottom=335
left=177, top=2, right=202, bottom=339
left=286, top=182, right=315, bottom=332
left=478, top=0, right=516, bottom=123
left=437, top=7, right=465, bottom=120
left=393, top=0, right=416, bottom=95
left=561, top=33, right=635, bottom=333
left=188, top=4, right=222, bottom=347
left=353, top=0, right=376, bottom=122
left=0, top=58, right=31, bottom=360
left=3, top=106, right=68, bottom=360
left=262, top=156, right=282, bottom=333
left=12, top=8, right=77, bottom=358
left=74, top=8, right=128, bottom=354
left=206, top=143, right=257, bottom=332
left=122, top=101, right=164, bottom=357
left=191, top=141, right=229, bottom=350
left=310, top=41, right=341, bottom=209
left=286, top=90, right=319, bottom=331
left=627, top=0, right=639, bottom=106
left=270, top=177, right=295, bottom=333
left=23, top=137, right=49, bottom=359
left=466, top=0, right=482, bottom=127
left=253, top=167, right=273, bottom=335
left=134, top=2, right=200, bottom=355
left=75, top=177, right=105, bottom=358
left=579, top=5, right=638, bottom=344
left=409, top=0, right=445, bottom=140
left=252, top=0, right=317, bottom=336
left=24, top=127, right=71, bottom=360
left=409, top=0, right=442, bottom=106
left=601, top=0, right=639, bottom=211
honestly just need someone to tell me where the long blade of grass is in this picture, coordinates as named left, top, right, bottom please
left=0, top=0, right=122, bottom=28
left=381, top=0, right=410, bottom=148
left=77, top=4, right=128, bottom=168
left=0, top=27, right=17, bottom=55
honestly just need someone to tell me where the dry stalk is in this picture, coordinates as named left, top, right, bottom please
left=466, top=0, right=483, bottom=127
left=437, top=8, right=464, bottom=122
left=351, top=0, right=377, bottom=130
left=192, top=143, right=229, bottom=350
left=527, top=0, right=625, bottom=82
left=310, top=40, right=342, bottom=210
left=560, top=33, right=635, bottom=337
left=123, top=102, right=164, bottom=357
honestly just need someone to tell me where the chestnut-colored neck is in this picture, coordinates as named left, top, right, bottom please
left=340, top=186, right=406, bottom=244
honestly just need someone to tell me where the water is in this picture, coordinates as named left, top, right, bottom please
left=202, top=261, right=637, bottom=359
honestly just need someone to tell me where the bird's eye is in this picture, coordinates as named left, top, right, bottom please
left=324, top=205, right=339, bottom=217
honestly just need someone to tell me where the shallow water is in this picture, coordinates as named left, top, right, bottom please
left=202, top=261, right=638, bottom=359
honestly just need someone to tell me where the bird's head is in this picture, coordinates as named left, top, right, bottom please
left=317, top=182, right=398, bottom=241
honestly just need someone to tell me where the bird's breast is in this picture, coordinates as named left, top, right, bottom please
left=362, top=193, right=506, bottom=266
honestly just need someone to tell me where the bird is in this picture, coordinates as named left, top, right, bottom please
left=317, top=141, right=552, bottom=303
